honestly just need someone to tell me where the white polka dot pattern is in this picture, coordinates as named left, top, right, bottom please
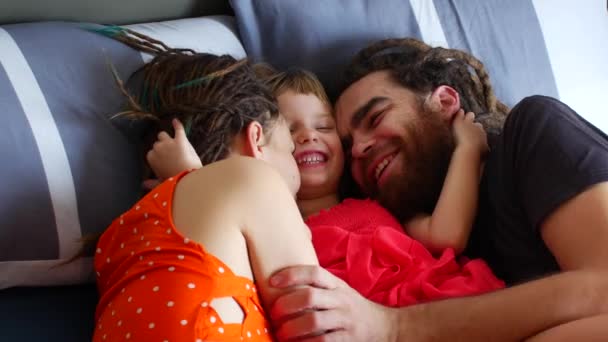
left=93, top=175, right=271, bottom=341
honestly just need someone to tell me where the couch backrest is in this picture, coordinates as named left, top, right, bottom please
left=0, top=0, right=232, bottom=25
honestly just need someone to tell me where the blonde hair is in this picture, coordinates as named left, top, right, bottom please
left=254, top=63, right=331, bottom=107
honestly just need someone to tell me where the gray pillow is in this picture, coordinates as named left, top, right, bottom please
left=230, top=0, right=559, bottom=106
left=0, top=22, right=143, bottom=288
left=0, top=16, right=246, bottom=289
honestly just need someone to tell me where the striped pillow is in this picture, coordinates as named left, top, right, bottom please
left=0, top=16, right=246, bottom=289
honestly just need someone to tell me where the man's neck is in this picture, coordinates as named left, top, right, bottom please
left=297, top=193, right=340, bottom=220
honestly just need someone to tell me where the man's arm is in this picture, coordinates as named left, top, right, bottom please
left=269, top=177, right=608, bottom=342
left=269, top=266, right=608, bottom=341
left=526, top=314, right=608, bottom=341
left=395, top=270, right=608, bottom=341
left=402, top=98, right=608, bottom=340
left=400, top=181, right=608, bottom=341
left=541, top=182, right=608, bottom=271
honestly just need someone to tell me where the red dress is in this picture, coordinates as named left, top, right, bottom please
left=306, top=199, right=504, bottom=307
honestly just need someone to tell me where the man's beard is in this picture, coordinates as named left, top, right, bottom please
left=375, top=110, right=454, bottom=223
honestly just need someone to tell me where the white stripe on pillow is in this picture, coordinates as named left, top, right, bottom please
left=409, top=0, right=449, bottom=48
left=0, top=28, right=82, bottom=259
left=125, top=16, right=247, bottom=63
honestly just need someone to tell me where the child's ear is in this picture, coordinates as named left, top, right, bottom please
left=242, top=121, right=266, bottom=158
left=427, top=85, right=461, bottom=121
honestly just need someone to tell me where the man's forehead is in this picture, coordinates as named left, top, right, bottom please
left=337, top=71, right=393, bottom=110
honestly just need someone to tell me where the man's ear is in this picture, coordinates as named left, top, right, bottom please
left=426, top=85, right=461, bottom=121
left=242, top=121, right=266, bottom=158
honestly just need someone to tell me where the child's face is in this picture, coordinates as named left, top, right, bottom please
left=262, top=117, right=301, bottom=197
left=278, top=90, right=344, bottom=199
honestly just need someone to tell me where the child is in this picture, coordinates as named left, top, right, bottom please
left=93, top=32, right=318, bottom=342
left=151, top=66, right=504, bottom=309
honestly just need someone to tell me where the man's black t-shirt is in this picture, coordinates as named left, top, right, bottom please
left=467, top=95, right=608, bottom=285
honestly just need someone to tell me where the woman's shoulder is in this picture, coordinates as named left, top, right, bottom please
left=196, top=156, right=281, bottom=180
left=180, top=156, right=290, bottom=201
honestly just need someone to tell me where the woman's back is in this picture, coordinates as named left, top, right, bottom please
left=173, top=156, right=311, bottom=280
left=95, top=156, right=316, bottom=341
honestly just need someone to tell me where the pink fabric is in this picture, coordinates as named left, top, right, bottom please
left=307, top=199, right=504, bottom=307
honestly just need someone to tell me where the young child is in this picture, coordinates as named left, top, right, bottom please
left=150, top=67, right=504, bottom=310
left=266, top=68, right=504, bottom=306
left=92, top=33, right=318, bottom=342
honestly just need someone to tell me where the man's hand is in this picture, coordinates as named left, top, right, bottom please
left=146, top=118, right=202, bottom=181
left=269, top=265, right=398, bottom=342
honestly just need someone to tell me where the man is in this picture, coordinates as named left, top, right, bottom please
left=268, top=38, right=608, bottom=341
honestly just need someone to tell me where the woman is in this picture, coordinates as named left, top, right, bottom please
left=93, top=31, right=317, bottom=342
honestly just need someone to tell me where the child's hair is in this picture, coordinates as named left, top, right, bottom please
left=254, top=64, right=331, bottom=107
left=340, top=38, right=509, bottom=135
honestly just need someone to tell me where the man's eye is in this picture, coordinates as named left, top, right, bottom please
left=370, top=112, right=383, bottom=128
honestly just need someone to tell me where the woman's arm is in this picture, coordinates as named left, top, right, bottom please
left=405, top=111, right=487, bottom=254
left=235, top=158, right=319, bottom=310
left=172, top=156, right=318, bottom=319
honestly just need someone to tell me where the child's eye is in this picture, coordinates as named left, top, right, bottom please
left=317, top=126, right=334, bottom=132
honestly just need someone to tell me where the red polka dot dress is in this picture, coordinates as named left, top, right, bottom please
left=93, top=172, right=273, bottom=341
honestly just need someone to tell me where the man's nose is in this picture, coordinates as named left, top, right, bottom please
left=351, top=137, right=374, bottom=158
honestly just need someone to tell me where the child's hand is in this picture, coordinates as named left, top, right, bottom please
left=146, top=118, right=202, bottom=181
left=452, top=109, right=489, bottom=155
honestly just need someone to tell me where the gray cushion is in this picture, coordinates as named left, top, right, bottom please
left=0, top=16, right=246, bottom=289
left=0, top=22, right=143, bottom=288
left=230, top=0, right=559, bottom=106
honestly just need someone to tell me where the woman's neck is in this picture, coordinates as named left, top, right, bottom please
left=297, top=193, right=340, bottom=220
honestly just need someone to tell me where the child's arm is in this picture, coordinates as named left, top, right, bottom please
left=145, top=118, right=202, bottom=184
left=405, top=110, right=488, bottom=254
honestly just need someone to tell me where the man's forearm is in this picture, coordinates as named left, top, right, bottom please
left=393, top=270, right=608, bottom=341
left=526, top=314, right=608, bottom=341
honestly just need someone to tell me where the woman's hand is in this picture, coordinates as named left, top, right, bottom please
left=146, top=118, right=202, bottom=183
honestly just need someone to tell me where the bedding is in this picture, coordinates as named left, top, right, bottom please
left=0, top=15, right=245, bottom=289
